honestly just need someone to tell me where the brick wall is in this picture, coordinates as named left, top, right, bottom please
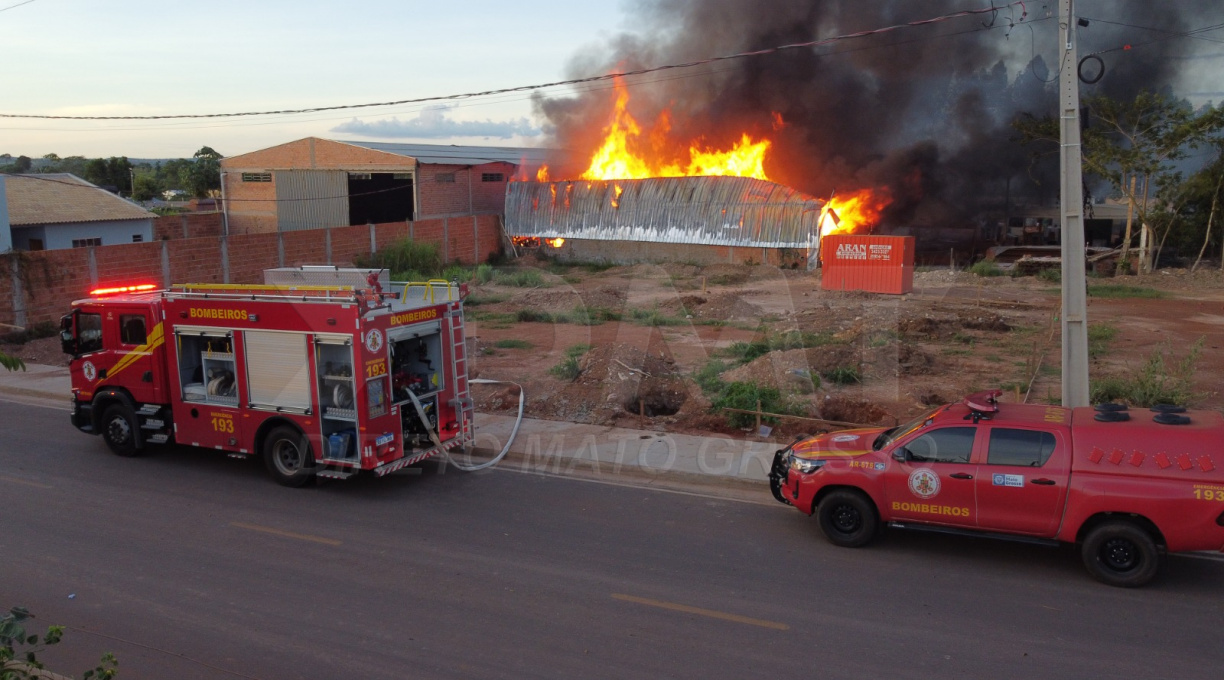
left=418, top=162, right=514, bottom=217
left=1, top=215, right=504, bottom=327
left=152, top=212, right=224, bottom=240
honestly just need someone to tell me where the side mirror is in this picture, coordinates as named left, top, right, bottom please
left=59, top=314, right=78, bottom=357
left=892, top=446, right=911, bottom=462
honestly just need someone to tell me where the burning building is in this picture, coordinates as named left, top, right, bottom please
left=508, top=0, right=1220, bottom=264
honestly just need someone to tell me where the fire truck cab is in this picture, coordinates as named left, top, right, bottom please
left=61, top=267, right=473, bottom=486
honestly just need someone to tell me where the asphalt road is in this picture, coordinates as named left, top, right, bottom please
left=3, top=399, right=1223, bottom=680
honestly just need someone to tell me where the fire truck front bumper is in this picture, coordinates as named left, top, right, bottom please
left=71, top=400, right=94, bottom=433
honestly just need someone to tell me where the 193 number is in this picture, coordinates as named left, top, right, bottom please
left=1193, top=488, right=1224, bottom=501
left=210, top=416, right=234, bottom=434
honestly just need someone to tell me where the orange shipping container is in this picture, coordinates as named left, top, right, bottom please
left=820, top=235, right=915, bottom=295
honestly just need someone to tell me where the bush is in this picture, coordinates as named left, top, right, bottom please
left=494, top=339, right=532, bottom=349
left=1037, top=268, right=1061, bottom=283
left=627, top=306, right=686, bottom=327
left=968, top=260, right=1004, bottom=277
left=822, top=365, right=861, bottom=385
left=693, top=359, right=729, bottom=394
left=724, top=330, right=837, bottom=364
left=1089, top=339, right=1204, bottom=406
left=494, top=269, right=549, bottom=288
left=355, top=239, right=442, bottom=279
left=549, top=344, right=589, bottom=381
left=474, top=263, right=495, bottom=284
left=710, top=381, right=801, bottom=428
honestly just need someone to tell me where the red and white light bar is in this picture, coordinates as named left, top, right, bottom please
left=89, top=283, right=158, bottom=296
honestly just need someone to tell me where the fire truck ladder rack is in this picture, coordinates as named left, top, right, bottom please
left=447, top=303, right=470, bottom=436
left=167, top=284, right=362, bottom=304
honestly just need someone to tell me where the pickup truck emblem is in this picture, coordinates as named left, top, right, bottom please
left=908, top=468, right=940, bottom=499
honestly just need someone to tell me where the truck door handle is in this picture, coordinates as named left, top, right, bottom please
left=1031, top=479, right=1056, bottom=486
left=949, top=473, right=973, bottom=480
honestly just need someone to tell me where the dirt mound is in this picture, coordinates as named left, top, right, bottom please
left=819, top=396, right=890, bottom=425
left=957, top=312, right=1011, bottom=332
left=700, top=264, right=752, bottom=286
left=720, top=341, right=936, bottom=391
left=898, top=316, right=955, bottom=340
left=557, top=343, right=689, bottom=420
left=658, top=293, right=765, bottom=321
left=579, top=286, right=628, bottom=310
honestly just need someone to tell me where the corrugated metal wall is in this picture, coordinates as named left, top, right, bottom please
left=274, top=170, right=349, bottom=232
left=505, top=177, right=824, bottom=248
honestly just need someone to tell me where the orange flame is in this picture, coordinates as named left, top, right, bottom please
left=579, top=78, right=771, bottom=182
left=545, top=238, right=565, bottom=248
left=821, top=189, right=893, bottom=237
left=537, top=165, right=551, bottom=182
left=611, top=184, right=624, bottom=208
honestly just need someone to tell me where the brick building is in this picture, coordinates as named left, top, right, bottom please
left=220, top=138, right=554, bottom=234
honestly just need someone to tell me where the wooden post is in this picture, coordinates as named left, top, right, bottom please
left=639, top=398, right=645, bottom=429
left=702, top=276, right=707, bottom=292
left=756, top=399, right=762, bottom=431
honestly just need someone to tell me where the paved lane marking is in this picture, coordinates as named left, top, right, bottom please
left=230, top=521, right=341, bottom=546
left=0, top=474, right=52, bottom=489
left=611, top=593, right=789, bottom=631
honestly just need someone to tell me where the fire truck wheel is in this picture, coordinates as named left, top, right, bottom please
left=100, top=404, right=141, bottom=457
left=1081, top=521, right=1162, bottom=588
left=817, top=490, right=878, bottom=548
left=263, top=426, right=316, bottom=488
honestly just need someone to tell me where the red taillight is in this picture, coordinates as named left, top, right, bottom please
left=90, top=283, right=157, bottom=296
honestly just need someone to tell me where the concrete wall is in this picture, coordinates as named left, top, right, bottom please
left=11, top=219, right=153, bottom=250
left=1, top=214, right=504, bottom=327
left=545, top=238, right=809, bottom=268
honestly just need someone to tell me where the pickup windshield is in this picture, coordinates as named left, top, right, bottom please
left=872, top=406, right=941, bottom=450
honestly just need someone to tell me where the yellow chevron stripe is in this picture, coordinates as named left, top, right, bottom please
left=104, top=322, right=164, bottom=382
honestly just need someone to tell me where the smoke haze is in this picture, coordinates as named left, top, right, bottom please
left=536, top=0, right=1224, bottom=225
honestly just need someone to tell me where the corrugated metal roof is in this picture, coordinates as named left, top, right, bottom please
left=3, top=173, right=155, bottom=226
left=505, top=177, right=824, bottom=248
left=336, top=141, right=557, bottom=167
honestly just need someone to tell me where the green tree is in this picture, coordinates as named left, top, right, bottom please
left=185, top=146, right=222, bottom=198
left=83, top=157, right=134, bottom=194
left=131, top=173, right=165, bottom=202
left=1016, top=92, right=1223, bottom=272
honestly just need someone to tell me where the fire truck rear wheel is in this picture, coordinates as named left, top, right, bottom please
left=1081, top=521, right=1162, bottom=588
left=100, top=403, right=141, bottom=457
left=817, top=490, right=878, bottom=548
left=263, top=426, right=315, bottom=488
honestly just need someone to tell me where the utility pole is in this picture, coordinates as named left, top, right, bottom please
left=1059, top=0, right=1090, bottom=407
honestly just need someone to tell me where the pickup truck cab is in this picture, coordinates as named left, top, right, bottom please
left=769, top=390, right=1224, bottom=587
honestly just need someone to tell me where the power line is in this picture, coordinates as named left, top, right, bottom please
left=0, top=2, right=1028, bottom=122
left=0, top=0, right=41, bottom=14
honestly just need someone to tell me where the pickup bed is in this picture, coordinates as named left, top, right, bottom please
left=769, top=390, right=1224, bottom=587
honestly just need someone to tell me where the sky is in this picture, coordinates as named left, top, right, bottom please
left=0, top=0, right=626, bottom=159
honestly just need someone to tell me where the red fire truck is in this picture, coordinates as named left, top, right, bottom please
left=60, top=267, right=474, bottom=486
left=769, top=390, right=1224, bottom=586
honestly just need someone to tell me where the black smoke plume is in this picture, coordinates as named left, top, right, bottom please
left=536, top=0, right=1222, bottom=227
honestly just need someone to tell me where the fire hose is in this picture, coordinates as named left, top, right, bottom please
left=404, top=378, right=525, bottom=472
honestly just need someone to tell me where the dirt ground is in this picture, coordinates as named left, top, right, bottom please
left=9, top=258, right=1224, bottom=443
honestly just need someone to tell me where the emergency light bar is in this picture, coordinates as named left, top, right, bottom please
left=89, top=283, right=158, bottom=296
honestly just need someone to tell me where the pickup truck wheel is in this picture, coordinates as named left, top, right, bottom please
left=817, top=490, right=878, bottom=548
left=1081, top=521, right=1162, bottom=587
left=100, top=404, right=140, bottom=457
left=263, top=426, right=315, bottom=488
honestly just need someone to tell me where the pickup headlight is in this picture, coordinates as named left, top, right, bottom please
left=789, top=456, right=827, bottom=474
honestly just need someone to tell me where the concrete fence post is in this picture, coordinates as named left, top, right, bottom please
left=180, top=214, right=189, bottom=239
left=409, top=220, right=414, bottom=241
left=325, top=227, right=333, bottom=265
left=161, top=240, right=171, bottom=287
left=221, top=235, right=230, bottom=283
left=443, top=217, right=449, bottom=262
left=369, top=222, right=377, bottom=256
left=277, top=231, right=285, bottom=268
left=88, top=247, right=98, bottom=288
left=473, top=215, right=479, bottom=264
left=9, top=256, right=26, bottom=330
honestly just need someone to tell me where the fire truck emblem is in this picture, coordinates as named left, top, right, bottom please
left=82, top=361, right=97, bottom=382
left=364, top=329, right=384, bottom=354
left=908, top=468, right=940, bottom=499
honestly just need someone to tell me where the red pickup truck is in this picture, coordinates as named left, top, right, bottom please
left=768, top=390, right=1224, bottom=587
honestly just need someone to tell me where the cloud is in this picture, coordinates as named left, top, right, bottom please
left=331, top=106, right=541, bottom=139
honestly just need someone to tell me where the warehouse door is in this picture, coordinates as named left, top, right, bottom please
left=348, top=172, right=414, bottom=225
left=274, top=170, right=348, bottom=231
